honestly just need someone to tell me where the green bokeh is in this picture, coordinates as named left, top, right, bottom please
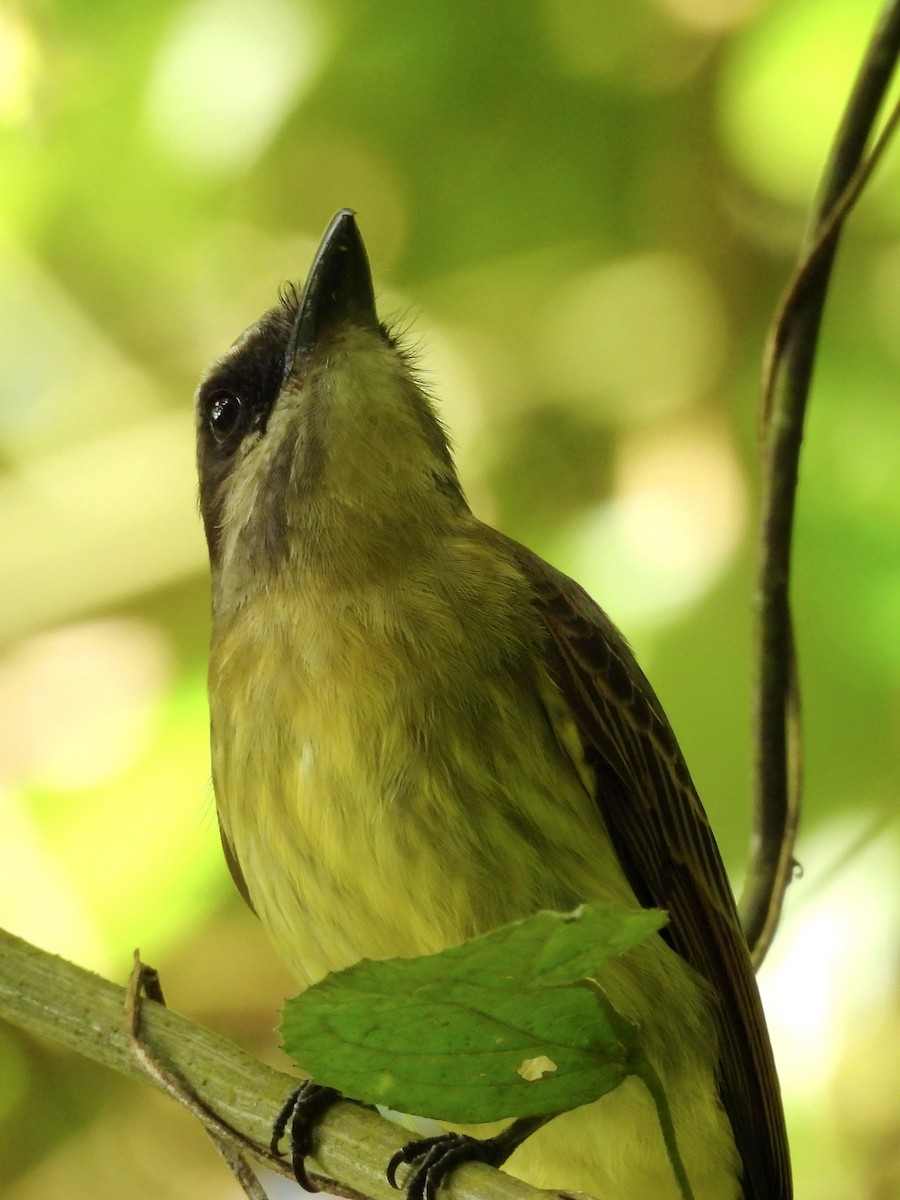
left=0, top=1, right=898, bottom=1197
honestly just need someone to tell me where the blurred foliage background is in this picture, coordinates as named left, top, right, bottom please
left=0, top=0, right=898, bottom=1196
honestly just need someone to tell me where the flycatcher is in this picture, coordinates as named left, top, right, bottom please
left=196, top=210, right=791, bottom=1200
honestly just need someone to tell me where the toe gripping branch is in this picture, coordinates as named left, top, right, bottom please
left=271, top=1081, right=342, bottom=1193
left=387, top=1115, right=550, bottom=1200
left=273, top=1082, right=549, bottom=1200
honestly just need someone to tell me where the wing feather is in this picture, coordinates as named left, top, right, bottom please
left=492, top=529, right=792, bottom=1200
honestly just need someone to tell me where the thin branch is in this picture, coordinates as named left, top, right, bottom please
left=0, top=927, right=548, bottom=1200
left=742, top=0, right=900, bottom=966
left=125, top=952, right=270, bottom=1200
left=760, top=91, right=900, bottom=431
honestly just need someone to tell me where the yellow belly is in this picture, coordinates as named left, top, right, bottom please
left=209, top=586, right=740, bottom=1200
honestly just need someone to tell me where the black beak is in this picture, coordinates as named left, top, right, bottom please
left=283, top=209, right=377, bottom=381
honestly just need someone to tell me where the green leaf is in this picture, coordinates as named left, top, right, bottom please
left=279, top=901, right=666, bottom=1124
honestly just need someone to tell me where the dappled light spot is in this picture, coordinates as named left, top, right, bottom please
left=145, top=0, right=327, bottom=172
left=0, top=618, right=172, bottom=789
left=0, top=8, right=39, bottom=127
left=660, top=0, right=766, bottom=35
left=718, top=0, right=891, bottom=207
left=561, top=418, right=747, bottom=626
left=535, top=253, right=727, bottom=423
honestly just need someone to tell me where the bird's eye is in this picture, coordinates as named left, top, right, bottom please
left=208, top=393, right=243, bottom=443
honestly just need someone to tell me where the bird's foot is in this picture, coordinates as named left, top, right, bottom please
left=271, top=1080, right=342, bottom=1192
left=387, top=1117, right=547, bottom=1200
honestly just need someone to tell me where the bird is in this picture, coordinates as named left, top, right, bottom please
left=195, top=209, right=792, bottom=1200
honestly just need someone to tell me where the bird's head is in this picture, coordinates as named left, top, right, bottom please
left=195, top=211, right=467, bottom=608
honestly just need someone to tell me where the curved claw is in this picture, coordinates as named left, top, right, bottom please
left=387, top=1131, right=514, bottom=1200
left=387, top=1116, right=549, bottom=1200
left=270, top=1081, right=341, bottom=1193
left=387, top=1134, right=444, bottom=1191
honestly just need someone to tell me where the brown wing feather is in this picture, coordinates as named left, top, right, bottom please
left=492, top=529, right=792, bottom=1200
left=218, top=819, right=256, bottom=913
